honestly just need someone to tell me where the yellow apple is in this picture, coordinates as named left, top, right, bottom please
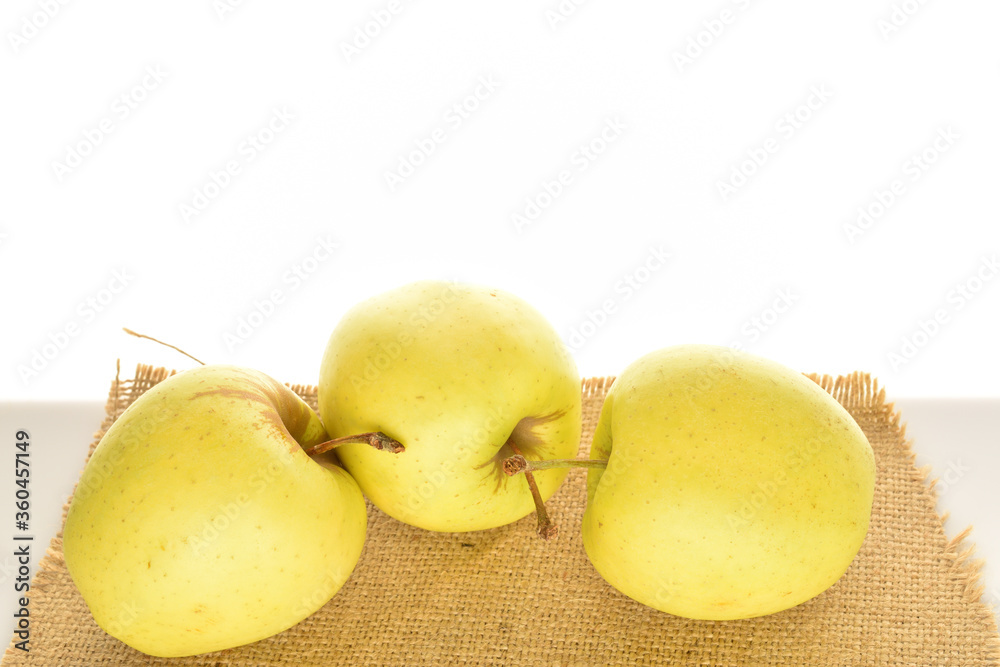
left=63, top=364, right=367, bottom=657
left=582, top=345, right=876, bottom=619
left=318, top=280, right=581, bottom=533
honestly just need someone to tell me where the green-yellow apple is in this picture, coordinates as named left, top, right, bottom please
left=318, top=280, right=581, bottom=534
left=505, top=344, right=876, bottom=619
left=63, top=364, right=369, bottom=657
left=581, top=345, right=876, bottom=619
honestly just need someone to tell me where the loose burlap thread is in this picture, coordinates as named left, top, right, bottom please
left=4, top=365, right=999, bottom=666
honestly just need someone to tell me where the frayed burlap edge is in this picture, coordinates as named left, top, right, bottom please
left=5, top=364, right=999, bottom=664
left=809, top=370, right=999, bottom=652
left=588, top=369, right=998, bottom=653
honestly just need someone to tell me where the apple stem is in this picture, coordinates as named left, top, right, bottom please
left=503, top=455, right=608, bottom=476
left=306, top=432, right=404, bottom=457
left=507, top=441, right=558, bottom=541
left=122, top=327, right=206, bottom=366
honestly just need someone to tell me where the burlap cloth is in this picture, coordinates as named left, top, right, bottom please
left=4, top=364, right=999, bottom=666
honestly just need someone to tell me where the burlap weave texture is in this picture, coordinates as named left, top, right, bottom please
left=4, top=364, right=998, bottom=666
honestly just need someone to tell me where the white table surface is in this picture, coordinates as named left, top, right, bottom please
left=1, top=398, right=997, bottom=642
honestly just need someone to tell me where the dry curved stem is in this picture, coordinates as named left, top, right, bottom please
left=507, top=441, right=558, bottom=540
left=503, top=454, right=608, bottom=476
left=123, top=327, right=206, bottom=366
left=306, top=432, right=404, bottom=457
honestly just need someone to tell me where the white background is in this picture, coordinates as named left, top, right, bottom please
left=1, top=0, right=998, bottom=400
left=1, top=0, right=998, bottom=642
